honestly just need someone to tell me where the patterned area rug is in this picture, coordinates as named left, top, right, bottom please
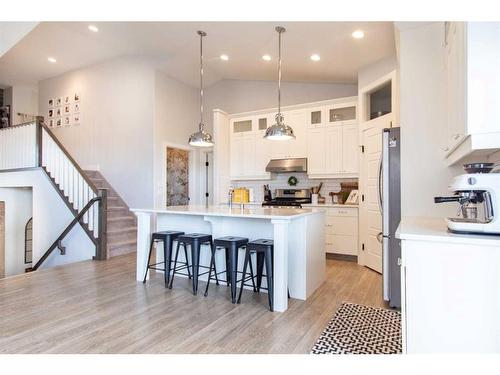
left=311, top=302, right=402, bottom=354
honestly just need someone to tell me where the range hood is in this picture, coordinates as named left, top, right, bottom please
left=265, top=158, right=307, bottom=173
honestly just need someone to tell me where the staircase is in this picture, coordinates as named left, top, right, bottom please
left=84, top=171, right=137, bottom=258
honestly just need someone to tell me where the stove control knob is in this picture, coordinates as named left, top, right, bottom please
left=468, top=177, right=477, bottom=185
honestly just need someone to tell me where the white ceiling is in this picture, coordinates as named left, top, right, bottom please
left=0, top=22, right=395, bottom=87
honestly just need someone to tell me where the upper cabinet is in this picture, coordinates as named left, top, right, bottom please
left=443, top=22, right=500, bottom=165
left=228, top=96, right=359, bottom=180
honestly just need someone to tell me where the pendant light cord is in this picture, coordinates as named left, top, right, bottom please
left=277, top=28, right=282, bottom=116
left=198, top=31, right=205, bottom=131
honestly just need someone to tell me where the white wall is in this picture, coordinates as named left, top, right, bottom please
left=0, top=187, right=32, bottom=276
left=398, top=22, right=462, bottom=217
left=153, top=71, right=200, bottom=208
left=38, top=56, right=156, bottom=208
left=10, top=84, right=39, bottom=125
left=205, top=79, right=357, bottom=132
left=0, top=170, right=95, bottom=270
left=358, top=56, right=398, bottom=91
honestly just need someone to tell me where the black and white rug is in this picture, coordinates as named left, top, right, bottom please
left=311, top=302, right=402, bottom=354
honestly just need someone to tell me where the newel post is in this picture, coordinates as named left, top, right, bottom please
left=35, top=116, right=44, bottom=167
left=95, top=188, right=108, bottom=260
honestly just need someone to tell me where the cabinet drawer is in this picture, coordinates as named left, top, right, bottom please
left=325, top=234, right=358, bottom=256
left=325, top=207, right=358, bottom=217
left=325, top=216, right=358, bottom=236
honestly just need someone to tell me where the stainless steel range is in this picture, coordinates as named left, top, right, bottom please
left=262, top=188, right=311, bottom=208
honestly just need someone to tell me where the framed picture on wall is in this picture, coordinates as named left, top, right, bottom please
left=64, top=95, right=71, bottom=105
left=48, top=109, right=54, bottom=118
left=73, top=114, right=81, bottom=126
left=64, top=116, right=70, bottom=126
left=48, top=119, right=54, bottom=128
left=48, top=98, right=54, bottom=108
left=74, top=93, right=80, bottom=103
left=56, top=107, right=61, bottom=117
left=64, top=105, right=71, bottom=114
left=56, top=97, right=62, bottom=107
left=73, top=103, right=80, bottom=113
left=56, top=118, right=62, bottom=127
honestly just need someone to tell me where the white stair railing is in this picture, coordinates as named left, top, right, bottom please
left=0, top=122, right=38, bottom=170
left=41, top=127, right=99, bottom=238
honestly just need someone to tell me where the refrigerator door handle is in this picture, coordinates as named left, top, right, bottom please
left=382, top=236, right=390, bottom=301
left=377, top=153, right=383, bottom=213
left=382, top=130, right=390, bottom=235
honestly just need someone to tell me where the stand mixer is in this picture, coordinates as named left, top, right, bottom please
left=434, top=170, right=500, bottom=235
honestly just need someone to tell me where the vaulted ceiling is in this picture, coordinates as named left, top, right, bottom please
left=0, top=21, right=395, bottom=87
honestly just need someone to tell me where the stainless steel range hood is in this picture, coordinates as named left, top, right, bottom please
left=265, top=158, right=307, bottom=173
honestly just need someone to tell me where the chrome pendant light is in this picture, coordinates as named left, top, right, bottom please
left=189, top=30, right=214, bottom=147
left=264, top=26, right=295, bottom=141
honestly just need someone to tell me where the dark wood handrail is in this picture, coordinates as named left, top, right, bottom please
left=32, top=196, right=101, bottom=271
left=38, top=121, right=99, bottom=194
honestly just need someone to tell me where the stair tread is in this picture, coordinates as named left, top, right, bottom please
left=108, top=226, right=137, bottom=234
left=108, top=216, right=135, bottom=222
left=108, top=238, right=137, bottom=249
left=108, top=205, right=128, bottom=210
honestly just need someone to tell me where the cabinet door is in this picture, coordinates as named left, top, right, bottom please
left=286, top=110, right=307, bottom=158
left=230, top=136, right=244, bottom=178
left=325, top=126, right=343, bottom=174
left=231, top=117, right=254, bottom=136
left=306, top=128, right=326, bottom=174
left=241, top=134, right=256, bottom=176
left=326, top=103, right=357, bottom=126
left=342, top=124, right=359, bottom=174
left=255, top=136, right=271, bottom=178
left=445, top=22, right=466, bottom=152
left=307, top=107, right=326, bottom=128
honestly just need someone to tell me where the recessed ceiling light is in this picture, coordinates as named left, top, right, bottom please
left=310, top=54, right=321, bottom=62
left=220, top=54, right=229, bottom=61
left=352, top=30, right=365, bottom=39
left=262, top=54, right=271, bottom=61
left=47, top=57, right=56, bottom=63
left=88, top=25, right=99, bottom=32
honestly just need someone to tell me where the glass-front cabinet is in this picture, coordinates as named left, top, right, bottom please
left=325, top=102, right=357, bottom=126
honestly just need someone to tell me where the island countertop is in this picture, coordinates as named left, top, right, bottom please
left=131, top=205, right=323, bottom=220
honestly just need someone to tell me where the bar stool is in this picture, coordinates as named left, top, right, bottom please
left=238, top=239, right=274, bottom=311
left=143, top=230, right=185, bottom=286
left=169, top=233, right=218, bottom=295
left=204, top=236, right=253, bottom=303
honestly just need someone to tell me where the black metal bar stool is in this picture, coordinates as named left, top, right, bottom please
left=143, top=230, right=185, bottom=287
left=237, top=239, right=274, bottom=311
left=204, top=236, right=255, bottom=303
left=169, top=233, right=218, bottom=295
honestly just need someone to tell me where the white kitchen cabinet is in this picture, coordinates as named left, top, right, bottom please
left=325, top=102, right=357, bottom=127
left=270, top=110, right=307, bottom=159
left=325, top=126, right=343, bottom=173
left=305, top=205, right=358, bottom=256
left=230, top=133, right=256, bottom=179
left=342, top=124, right=359, bottom=174
left=443, top=22, right=500, bottom=165
left=307, top=107, right=325, bottom=128
left=307, top=124, right=359, bottom=178
left=397, top=217, right=500, bottom=353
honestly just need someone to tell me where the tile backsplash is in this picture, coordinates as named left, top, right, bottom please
left=230, top=173, right=357, bottom=203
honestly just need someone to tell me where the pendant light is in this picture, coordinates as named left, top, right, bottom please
left=189, top=30, right=214, bottom=147
left=264, top=26, right=295, bottom=141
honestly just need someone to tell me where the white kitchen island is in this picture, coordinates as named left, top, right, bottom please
left=132, top=205, right=326, bottom=312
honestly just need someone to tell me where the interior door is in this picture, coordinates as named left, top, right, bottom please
left=359, top=116, right=390, bottom=273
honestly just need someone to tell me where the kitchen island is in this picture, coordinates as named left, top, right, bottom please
left=132, top=205, right=326, bottom=312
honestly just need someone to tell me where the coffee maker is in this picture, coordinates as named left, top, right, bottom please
left=434, top=172, right=500, bottom=235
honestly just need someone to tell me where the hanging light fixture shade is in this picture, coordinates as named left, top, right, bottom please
left=189, top=30, right=214, bottom=147
left=265, top=26, right=295, bottom=141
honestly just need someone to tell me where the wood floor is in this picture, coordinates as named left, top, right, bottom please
left=0, top=253, right=385, bottom=354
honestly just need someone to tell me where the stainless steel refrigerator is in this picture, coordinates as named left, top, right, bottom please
left=381, top=127, right=401, bottom=308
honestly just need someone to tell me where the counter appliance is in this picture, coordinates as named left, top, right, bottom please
left=262, top=188, right=311, bottom=208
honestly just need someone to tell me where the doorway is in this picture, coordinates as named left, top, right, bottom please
left=166, top=146, right=190, bottom=206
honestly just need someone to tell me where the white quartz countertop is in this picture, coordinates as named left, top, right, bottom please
left=302, top=203, right=358, bottom=208
left=131, top=205, right=324, bottom=220
left=396, top=216, right=500, bottom=246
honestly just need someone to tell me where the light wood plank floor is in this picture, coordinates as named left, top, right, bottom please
left=0, top=253, right=385, bottom=354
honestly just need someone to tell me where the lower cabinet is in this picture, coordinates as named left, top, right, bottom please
left=322, top=206, right=359, bottom=256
